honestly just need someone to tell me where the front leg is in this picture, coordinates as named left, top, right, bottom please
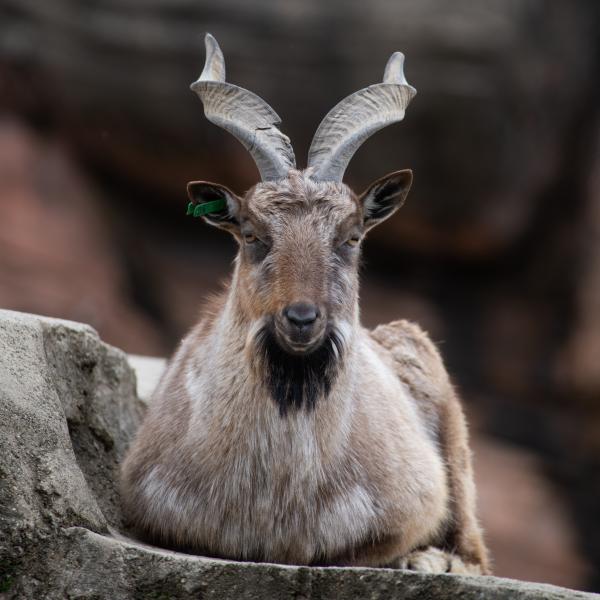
left=436, top=394, right=491, bottom=574
left=398, top=546, right=483, bottom=575
left=370, top=320, right=490, bottom=574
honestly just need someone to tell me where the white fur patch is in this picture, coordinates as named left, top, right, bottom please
left=318, top=483, right=378, bottom=551
left=141, top=465, right=182, bottom=517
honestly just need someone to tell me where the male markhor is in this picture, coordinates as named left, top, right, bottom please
left=121, top=34, right=490, bottom=573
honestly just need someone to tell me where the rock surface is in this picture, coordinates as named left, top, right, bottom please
left=0, top=308, right=597, bottom=599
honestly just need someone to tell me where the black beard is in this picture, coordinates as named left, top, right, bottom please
left=254, top=325, right=344, bottom=417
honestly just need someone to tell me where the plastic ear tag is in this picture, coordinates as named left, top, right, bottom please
left=186, top=198, right=227, bottom=217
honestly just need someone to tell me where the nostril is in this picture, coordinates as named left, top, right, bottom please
left=284, top=302, right=319, bottom=327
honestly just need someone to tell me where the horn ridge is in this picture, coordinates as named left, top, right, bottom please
left=191, top=34, right=296, bottom=182
left=307, top=52, right=416, bottom=183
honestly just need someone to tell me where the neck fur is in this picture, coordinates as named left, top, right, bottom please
left=209, top=271, right=358, bottom=417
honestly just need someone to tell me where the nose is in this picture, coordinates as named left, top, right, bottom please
left=284, top=302, right=319, bottom=328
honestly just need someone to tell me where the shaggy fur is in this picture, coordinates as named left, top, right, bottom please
left=120, top=169, right=490, bottom=574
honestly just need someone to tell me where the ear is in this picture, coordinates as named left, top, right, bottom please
left=186, top=181, right=242, bottom=234
left=359, top=169, right=413, bottom=231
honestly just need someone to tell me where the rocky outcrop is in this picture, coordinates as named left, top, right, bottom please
left=0, top=309, right=597, bottom=599
left=0, top=308, right=144, bottom=593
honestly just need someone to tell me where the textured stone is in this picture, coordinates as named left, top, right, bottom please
left=0, top=309, right=597, bottom=599
left=16, top=528, right=600, bottom=600
left=0, top=308, right=144, bottom=596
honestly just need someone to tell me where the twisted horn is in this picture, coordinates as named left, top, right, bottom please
left=191, top=34, right=296, bottom=181
left=307, top=52, right=416, bottom=182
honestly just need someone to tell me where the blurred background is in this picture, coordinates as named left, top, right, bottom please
left=1, top=0, right=599, bottom=591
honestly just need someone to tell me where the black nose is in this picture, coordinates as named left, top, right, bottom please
left=284, top=302, right=319, bottom=328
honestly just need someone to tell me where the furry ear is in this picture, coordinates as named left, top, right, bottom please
left=187, top=181, right=242, bottom=234
left=359, top=169, right=413, bottom=230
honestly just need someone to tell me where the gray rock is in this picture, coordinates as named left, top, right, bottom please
left=0, top=309, right=143, bottom=596
left=0, top=309, right=597, bottom=599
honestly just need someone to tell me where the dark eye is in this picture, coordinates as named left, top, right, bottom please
left=244, top=234, right=270, bottom=263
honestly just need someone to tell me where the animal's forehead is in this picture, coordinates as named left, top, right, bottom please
left=244, top=171, right=359, bottom=225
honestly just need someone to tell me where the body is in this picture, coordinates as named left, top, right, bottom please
left=123, top=307, right=446, bottom=565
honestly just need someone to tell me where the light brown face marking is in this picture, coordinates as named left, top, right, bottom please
left=234, top=171, right=362, bottom=341
left=189, top=168, right=412, bottom=351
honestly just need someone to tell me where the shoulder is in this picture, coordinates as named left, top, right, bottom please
left=368, top=319, right=453, bottom=410
left=369, top=319, right=447, bottom=379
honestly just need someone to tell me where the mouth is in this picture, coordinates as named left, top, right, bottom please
left=273, top=321, right=327, bottom=355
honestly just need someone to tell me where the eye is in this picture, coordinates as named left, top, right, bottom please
left=345, top=236, right=361, bottom=247
left=243, top=233, right=270, bottom=263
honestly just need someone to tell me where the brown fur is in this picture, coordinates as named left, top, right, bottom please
left=370, top=320, right=490, bottom=572
left=120, top=169, right=490, bottom=573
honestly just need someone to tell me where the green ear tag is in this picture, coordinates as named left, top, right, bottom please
left=187, top=198, right=228, bottom=218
